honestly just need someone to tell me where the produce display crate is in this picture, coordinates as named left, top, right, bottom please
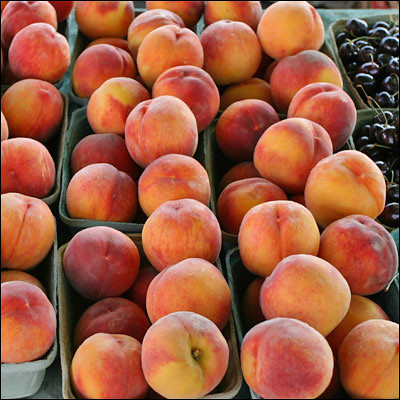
left=58, top=234, right=242, bottom=399
left=327, top=13, right=398, bottom=109
left=1, top=233, right=59, bottom=399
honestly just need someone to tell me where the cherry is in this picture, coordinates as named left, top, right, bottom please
left=381, top=74, right=399, bottom=94
left=339, top=42, right=359, bottom=63
left=372, top=21, right=391, bottom=30
left=380, top=36, right=399, bottom=56
left=355, top=136, right=372, bottom=149
left=387, top=184, right=399, bottom=203
left=358, top=45, right=376, bottom=63
left=336, top=31, right=349, bottom=46
left=373, top=111, right=394, bottom=124
left=346, top=18, right=369, bottom=37
left=386, top=57, right=399, bottom=75
left=354, top=73, right=375, bottom=94
left=376, top=52, right=392, bottom=67
left=358, top=61, right=380, bottom=78
left=379, top=203, right=399, bottom=227
left=374, top=91, right=396, bottom=108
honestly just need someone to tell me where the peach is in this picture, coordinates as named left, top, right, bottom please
left=1, top=1, right=9, bottom=14
left=288, top=83, right=357, bottom=151
left=319, top=215, right=398, bottom=295
left=1, top=193, right=55, bottom=270
left=338, top=320, right=399, bottom=399
left=260, top=254, right=351, bottom=336
left=257, top=1, right=324, bottom=60
left=205, top=1, right=262, bottom=31
left=137, top=25, right=204, bottom=89
left=1, top=112, right=8, bottom=141
left=71, top=333, right=148, bottom=399
left=63, top=227, right=140, bottom=300
left=146, top=258, right=232, bottom=330
left=142, top=199, right=222, bottom=271
left=270, top=50, right=343, bottom=113
left=241, top=277, right=265, bottom=329
left=217, top=177, right=287, bottom=235
left=238, top=200, right=320, bottom=277
left=138, top=154, right=210, bottom=217
left=125, top=96, right=198, bottom=168
left=220, top=78, right=273, bottom=111
left=1, top=270, right=45, bottom=293
left=71, top=133, right=141, bottom=180
left=141, top=311, right=229, bottom=399
left=264, top=60, right=278, bottom=83
left=218, top=161, right=260, bottom=192
left=241, top=318, right=334, bottom=399
left=216, top=99, right=279, bottom=162
left=8, top=22, right=70, bottom=83
left=127, top=9, right=184, bottom=58
left=1, top=79, right=64, bottom=143
left=75, top=1, right=134, bottom=39
left=49, top=1, right=75, bottom=22
left=66, top=163, right=138, bottom=223
left=87, top=37, right=129, bottom=52
left=146, top=1, right=204, bottom=28
left=1, top=138, right=55, bottom=198
left=72, top=44, right=136, bottom=99
left=152, top=65, right=220, bottom=132
left=1, top=281, right=56, bottom=363
left=253, top=118, right=333, bottom=194
left=304, top=150, right=387, bottom=227
left=200, top=20, right=262, bottom=86
left=87, top=77, right=150, bottom=135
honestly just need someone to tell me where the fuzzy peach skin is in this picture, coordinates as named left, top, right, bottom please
left=71, top=133, right=141, bottom=180
left=238, top=200, right=320, bottom=277
left=260, top=254, right=351, bottom=336
left=1, top=281, right=56, bottom=363
left=138, top=154, right=210, bottom=217
left=304, top=150, right=387, bottom=228
left=1, top=79, right=63, bottom=142
left=253, top=118, right=333, bottom=194
left=326, top=294, right=389, bottom=357
left=270, top=50, right=343, bottom=113
left=241, top=318, right=334, bottom=399
left=200, top=20, right=262, bottom=86
left=48, top=1, right=75, bottom=22
left=63, top=226, right=140, bottom=300
left=205, top=1, right=262, bottom=31
left=1, top=1, right=57, bottom=48
left=339, top=320, right=399, bottom=399
left=216, top=99, right=279, bottom=162
left=1, top=270, right=46, bottom=293
left=146, top=258, right=232, bottom=330
left=125, top=96, right=198, bottom=168
left=127, top=9, right=184, bottom=58
left=74, top=297, right=150, bottom=349
left=241, top=277, right=265, bottom=329
left=87, top=77, right=150, bottom=135
left=319, top=215, right=398, bottom=295
left=66, top=163, right=138, bottom=223
left=72, top=44, right=136, bottom=98
left=71, top=333, right=148, bottom=399
left=75, top=1, right=134, bottom=39
left=218, top=162, right=260, bottom=192
left=288, top=83, right=357, bottom=151
left=8, top=23, right=70, bottom=83
left=142, top=199, right=222, bottom=271
left=220, top=78, right=273, bottom=111
left=1, top=138, right=55, bottom=198
left=87, top=37, right=129, bottom=52
left=217, top=177, right=287, bottom=235
left=141, top=311, right=229, bottom=399
left=146, top=1, right=204, bottom=28
left=257, top=1, right=324, bottom=60
left=1, top=112, right=8, bottom=141
left=137, top=25, right=204, bottom=89
left=1, top=193, right=55, bottom=270
left=152, top=65, right=220, bottom=132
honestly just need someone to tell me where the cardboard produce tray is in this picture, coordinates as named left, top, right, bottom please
left=58, top=233, right=242, bottom=399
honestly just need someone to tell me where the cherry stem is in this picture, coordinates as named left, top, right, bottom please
left=384, top=272, right=399, bottom=292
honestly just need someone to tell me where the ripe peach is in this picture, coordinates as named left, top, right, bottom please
left=1, top=193, right=56, bottom=270
left=87, top=37, right=129, bottom=52
left=1, top=112, right=8, bottom=141
left=218, top=161, right=260, bottom=192
left=48, top=1, right=75, bottom=22
left=304, top=150, right=387, bottom=227
left=142, top=199, right=222, bottom=271
left=241, top=277, right=265, bottom=329
left=200, top=20, right=262, bottom=86
left=238, top=200, right=320, bottom=277
left=264, top=60, right=278, bottom=83
left=1, top=270, right=46, bottom=293
left=253, top=118, right=333, bottom=194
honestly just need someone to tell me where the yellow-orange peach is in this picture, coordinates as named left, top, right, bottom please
left=87, top=37, right=129, bottom=52
left=338, top=320, right=399, bottom=399
left=138, top=154, right=210, bottom=217
left=1, top=193, right=55, bottom=270
left=241, top=277, right=265, bottom=329
left=200, top=20, right=262, bottom=86
left=253, top=118, right=333, bottom=194
left=304, top=150, right=387, bottom=227
left=241, top=318, right=334, bottom=399
left=71, top=333, right=148, bottom=399
left=49, top=1, right=75, bottom=22
left=270, top=50, right=343, bottom=113
left=1, top=270, right=46, bottom=293
left=75, top=1, right=134, bottom=39
left=142, top=199, right=222, bottom=271
left=141, top=311, right=229, bottom=399
left=218, top=162, right=260, bottom=192
left=238, top=200, right=320, bottom=277
left=66, top=163, right=138, bottom=222
left=1, top=112, right=8, bottom=141
left=1, top=281, right=56, bottom=363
